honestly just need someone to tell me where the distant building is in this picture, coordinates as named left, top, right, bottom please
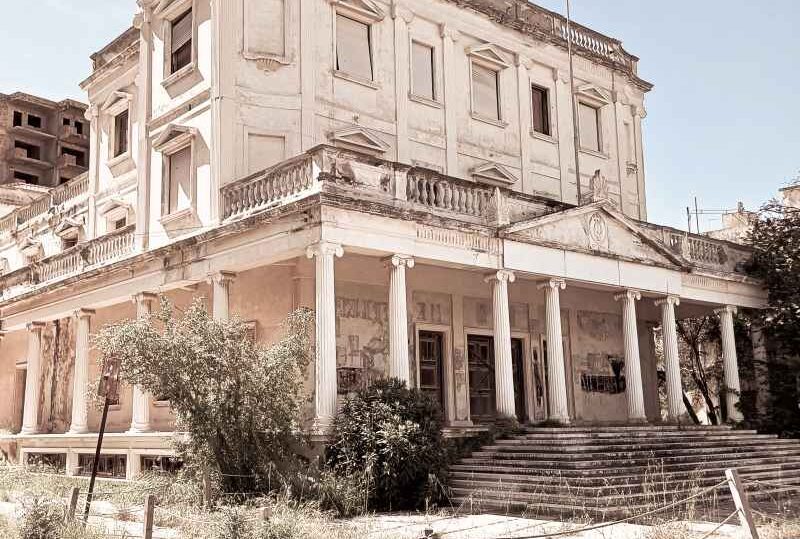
left=0, top=92, right=89, bottom=187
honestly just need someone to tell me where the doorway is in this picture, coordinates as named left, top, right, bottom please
left=418, top=331, right=445, bottom=415
left=511, top=338, right=526, bottom=422
left=468, top=335, right=528, bottom=423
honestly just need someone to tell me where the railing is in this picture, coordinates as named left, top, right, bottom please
left=406, top=172, right=493, bottom=218
left=222, top=155, right=317, bottom=220
left=52, top=174, right=89, bottom=206
left=85, top=225, right=135, bottom=266
left=668, top=233, right=728, bottom=266
left=16, top=195, right=52, bottom=224
left=556, top=20, right=619, bottom=60
left=37, top=248, right=85, bottom=283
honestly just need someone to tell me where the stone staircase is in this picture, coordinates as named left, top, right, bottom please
left=449, top=425, right=800, bottom=520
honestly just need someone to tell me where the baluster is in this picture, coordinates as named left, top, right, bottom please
left=433, top=181, right=443, bottom=208
left=420, top=179, right=429, bottom=205
left=443, top=181, right=453, bottom=210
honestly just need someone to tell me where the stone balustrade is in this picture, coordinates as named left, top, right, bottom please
left=406, top=171, right=494, bottom=219
left=0, top=173, right=90, bottom=238
left=52, top=174, right=90, bottom=207
left=0, top=225, right=135, bottom=301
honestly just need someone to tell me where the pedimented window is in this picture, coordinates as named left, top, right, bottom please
left=330, top=126, right=390, bottom=155
left=471, top=162, right=518, bottom=187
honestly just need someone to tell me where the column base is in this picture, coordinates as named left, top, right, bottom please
left=68, top=426, right=89, bottom=435
left=19, top=428, right=39, bottom=436
left=627, top=417, right=649, bottom=425
left=127, top=425, right=153, bottom=434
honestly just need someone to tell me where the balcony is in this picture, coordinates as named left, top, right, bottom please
left=7, top=147, right=51, bottom=170
left=0, top=173, right=89, bottom=238
left=0, top=225, right=135, bottom=301
left=60, top=124, right=89, bottom=144
left=57, top=153, right=88, bottom=175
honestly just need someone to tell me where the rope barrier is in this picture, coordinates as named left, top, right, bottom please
left=491, top=479, right=729, bottom=539
left=696, top=510, right=738, bottom=539
left=747, top=479, right=800, bottom=491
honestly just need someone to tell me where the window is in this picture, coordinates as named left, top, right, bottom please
left=63, top=118, right=71, bottom=126
left=578, top=102, right=601, bottom=152
left=27, top=114, right=42, bottom=129
left=141, top=456, right=183, bottom=475
left=336, top=14, right=372, bottom=81
left=62, top=147, right=86, bottom=167
left=531, top=85, right=551, bottom=136
left=411, top=42, right=435, bottom=100
left=12, top=111, right=22, bottom=127
left=13, top=171, right=38, bottom=184
left=170, top=9, right=193, bottom=74
left=15, top=141, right=41, bottom=160
left=112, top=217, right=128, bottom=231
left=62, top=237, right=78, bottom=250
left=78, top=454, right=126, bottom=479
left=471, top=63, right=501, bottom=121
left=75, top=121, right=84, bottom=135
left=25, top=453, right=66, bottom=473
left=167, top=145, right=192, bottom=214
left=113, top=110, right=129, bottom=157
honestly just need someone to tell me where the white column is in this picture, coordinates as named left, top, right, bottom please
left=69, top=309, right=95, bottom=434
left=211, top=271, right=237, bottom=321
left=486, top=270, right=517, bottom=419
left=538, top=279, right=570, bottom=424
left=134, top=4, right=153, bottom=251
left=615, top=289, right=647, bottom=422
left=307, top=241, right=344, bottom=433
left=656, top=296, right=682, bottom=422
left=129, top=293, right=157, bottom=433
left=388, top=255, right=414, bottom=383
left=84, top=106, right=100, bottom=240
left=21, top=322, right=45, bottom=435
left=717, top=305, right=743, bottom=422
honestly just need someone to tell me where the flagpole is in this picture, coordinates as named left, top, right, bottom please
left=566, top=0, right=583, bottom=204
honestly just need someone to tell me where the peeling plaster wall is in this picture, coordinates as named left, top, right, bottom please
left=38, top=317, right=76, bottom=434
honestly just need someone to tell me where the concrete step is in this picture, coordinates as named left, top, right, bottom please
left=510, top=433, right=776, bottom=445
left=483, top=438, right=798, bottom=454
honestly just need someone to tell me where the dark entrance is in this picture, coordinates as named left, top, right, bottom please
left=418, top=331, right=445, bottom=415
left=468, top=335, right=495, bottom=421
left=511, top=338, right=526, bottom=422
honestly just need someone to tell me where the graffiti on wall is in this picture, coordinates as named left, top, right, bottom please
left=335, top=294, right=389, bottom=394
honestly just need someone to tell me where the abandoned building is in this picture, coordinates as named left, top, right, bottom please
left=0, top=92, right=89, bottom=188
left=0, top=0, right=797, bottom=511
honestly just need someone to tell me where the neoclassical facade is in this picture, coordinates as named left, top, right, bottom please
left=0, top=0, right=765, bottom=479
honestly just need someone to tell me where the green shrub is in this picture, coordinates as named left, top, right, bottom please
left=327, top=378, right=447, bottom=511
left=18, top=496, right=64, bottom=539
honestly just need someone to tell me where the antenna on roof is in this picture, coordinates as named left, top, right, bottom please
left=566, top=0, right=583, bottom=204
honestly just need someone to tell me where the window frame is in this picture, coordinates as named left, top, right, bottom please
left=330, top=2, right=384, bottom=89
left=334, top=12, right=375, bottom=85
left=159, top=0, right=198, bottom=89
left=153, top=126, right=198, bottom=223
left=409, top=39, right=439, bottom=105
left=577, top=101, right=602, bottom=154
left=530, top=83, right=552, bottom=138
left=112, top=109, right=130, bottom=159
left=466, top=44, right=511, bottom=127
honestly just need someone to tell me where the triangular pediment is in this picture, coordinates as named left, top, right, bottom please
left=54, top=216, right=85, bottom=238
left=331, top=0, right=385, bottom=21
left=576, top=84, right=612, bottom=107
left=503, top=203, right=689, bottom=270
left=330, top=126, right=390, bottom=155
left=153, top=124, right=197, bottom=153
left=471, top=162, right=518, bottom=187
left=101, top=90, right=134, bottom=113
left=467, top=43, right=511, bottom=69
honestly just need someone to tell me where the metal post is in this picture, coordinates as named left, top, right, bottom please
left=65, top=487, right=80, bottom=522
left=143, top=494, right=155, bottom=539
left=82, top=396, right=110, bottom=526
left=726, top=468, right=760, bottom=539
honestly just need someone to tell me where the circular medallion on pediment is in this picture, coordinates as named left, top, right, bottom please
left=587, top=212, right=608, bottom=250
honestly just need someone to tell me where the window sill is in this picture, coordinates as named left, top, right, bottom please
left=107, top=151, right=134, bottom=177
left=161, top=62, right=199, bottom=93
left=408, top=93, right=442, bottom=109
left=332, top=70, right=380, bottom=90
left=579, top=148, right=609, bottom=160
left=159, top=207, right=197, bottom=228
left=470, top=113, right=508, bottom=128
left=529, top=130, right=557, bottom=144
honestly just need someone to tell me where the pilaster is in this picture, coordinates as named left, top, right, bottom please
left=210, top=271, right=237, bottom=321
left=440, top=24, right=459, bottom=175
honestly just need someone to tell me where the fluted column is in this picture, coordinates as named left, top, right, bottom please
left=656, top=296, right=682, bottom=422
left=129, top=292, right=157, bottom=433
left=486, top=270, right=517, bottom=418
left=21, top=322, right=45, bottom=435
left=717, top=305, right=743, bottom=422
left=211, top=271, right=237, bottom=321
left=388, top=255, right=414, bottom=383
left=538, top=279, right=570, bottom=424
left=307, top=241, right=344, bottom=433
left=615, top=290, right=647, bottom=422
left=69, top=309, right=96, bottom=434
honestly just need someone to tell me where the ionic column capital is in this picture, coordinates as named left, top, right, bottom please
left=306, top=241, right=344, bottom=260
left=654, top=295, right=680, bottom=308
left=386, top=254, right=415, bottom=269
left=26, top=322, right=45, bottom=333
left=615, top=289, right=642, bottom=302
left=74, top=309, right=96, bottom=320
left=484, top=269, right=516, bottom=284
left=132, top=291, right=158, bottom=304
left=715, top=305, right=738, bottom=317
left=538, top=278, right=566, bottom=291
left=208, top=271, right=237, bottom=286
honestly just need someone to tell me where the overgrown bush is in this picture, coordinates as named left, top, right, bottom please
left=327, top=378, right=447, bottom=511
left=17, top=496, right=64, bottom=539
left=93, top=299, right=314, bottom=496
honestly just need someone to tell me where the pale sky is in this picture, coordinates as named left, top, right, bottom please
left=1, top=1, right=797, bottom=231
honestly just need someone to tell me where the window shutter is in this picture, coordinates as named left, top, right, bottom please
left=172, top=10, right=193, bottom=51
left=114, top=110, right=129, bottom=157
left=472, top=63, right=500, bottom=120
left=412, top=42, right=435, bottom=100
left=168, top=146, right=192, bottom=213
left=578, top=103, right=600, bottom=152
left=336, top=14, right=373, bottom=81
left=531, top=86, right=550, bottom=136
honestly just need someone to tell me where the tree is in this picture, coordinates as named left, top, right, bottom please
left=676, top=316, right=723, bottom=424
left=93, top=298, right=314, bottom=495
